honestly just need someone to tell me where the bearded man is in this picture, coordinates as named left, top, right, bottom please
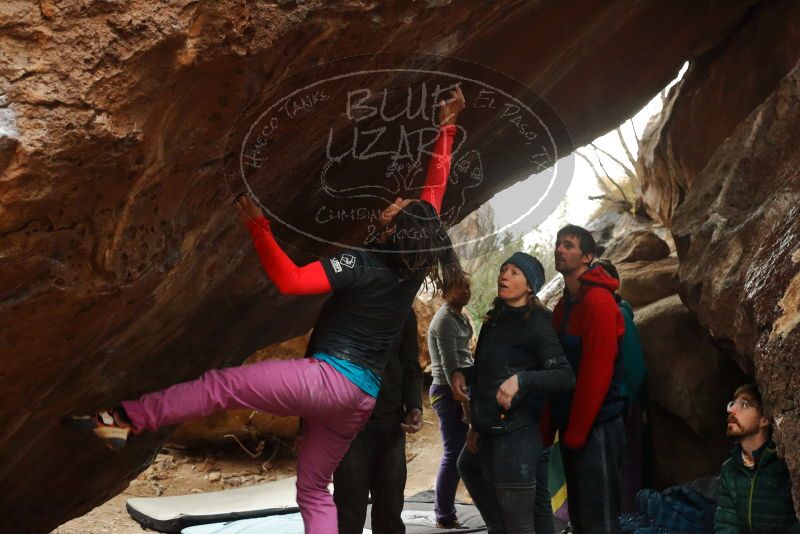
left=714, top=383, right=799, bottom=533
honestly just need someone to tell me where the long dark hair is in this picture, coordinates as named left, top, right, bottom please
left=374, top=200, right=466, bottom=297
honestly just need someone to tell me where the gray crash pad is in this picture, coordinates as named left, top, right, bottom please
left=180, top=494, right=488, bottom=533
left=127, top=476, right=313, bottom=532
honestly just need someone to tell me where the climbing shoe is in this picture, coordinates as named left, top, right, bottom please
left=67, top=408, right=131, bottom=450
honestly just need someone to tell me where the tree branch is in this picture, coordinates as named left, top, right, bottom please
left=592, top=150, right=630, bottom=205
left=615, top=127, right=638, bottom=172
left=629, top=119, right=640, bottom=147
left=590, top=142, right=636, bottom=181
left=575, top=149, right=604, bottom=182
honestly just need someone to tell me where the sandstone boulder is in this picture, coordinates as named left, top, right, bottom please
left=603, top=230, right=670, bottom=264
left=636, top=295, right=747, bottom=488
left=671, top=70, right=800, bottom=510
left=585, top=209, right=656, bottom=253
left=637, top=0, right=800, bottom=226
left=648, top=403, right=734, bottom=489
left=636, top=0, right=800, bottom=510
left=0, top=0, right=768, bottom=529
left=636, top=295, right=746, bottom=439
left=617, top=257, right=678, bottom=308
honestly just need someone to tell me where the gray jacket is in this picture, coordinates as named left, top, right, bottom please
left=428, top=303, right=474, bottom=386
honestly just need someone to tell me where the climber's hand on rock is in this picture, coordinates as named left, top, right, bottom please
left=438, top=84, right=466, bottom=126
left=236, top=194, right=263, bottom=224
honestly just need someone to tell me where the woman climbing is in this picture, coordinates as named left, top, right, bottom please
left=450, top=252, right=574, bottom=534
left=70, top=86, right=466, bottom=534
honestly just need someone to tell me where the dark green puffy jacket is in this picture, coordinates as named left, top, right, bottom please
left=714, top=441, right=800, bottom=533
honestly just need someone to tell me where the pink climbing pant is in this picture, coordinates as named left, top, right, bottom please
left=121, top=357, right=376, bottom=534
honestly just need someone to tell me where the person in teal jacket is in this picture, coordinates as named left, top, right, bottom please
left=617, top=296, right=645, bottom=401
left=593, top=259, right=646, bottom=402
left=594, top=258, right=647, bottom=513
left=715, top=383, right=799, bottom=533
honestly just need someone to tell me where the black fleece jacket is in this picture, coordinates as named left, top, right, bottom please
left=459, top=304, right=575, bottom=434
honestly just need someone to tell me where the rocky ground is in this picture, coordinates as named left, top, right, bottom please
left=52, top=393, right=463, bottom=533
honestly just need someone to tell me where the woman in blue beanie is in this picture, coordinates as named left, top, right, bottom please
left=450, top=252, right=575, bottom=534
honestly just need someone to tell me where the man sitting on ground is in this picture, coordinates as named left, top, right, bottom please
left=715, top=383, right=799, bottom=533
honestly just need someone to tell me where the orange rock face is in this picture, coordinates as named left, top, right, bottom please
left=638, top=0, right=800, bottom=512
left=0, top=1, right=766, bottom=530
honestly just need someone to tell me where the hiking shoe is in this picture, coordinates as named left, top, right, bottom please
left=67, top=409, right=131, bottom=450
left=436, top=518, right=466, bottom=529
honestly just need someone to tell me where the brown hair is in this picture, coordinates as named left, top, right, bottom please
left=443, top=273, right=471, bottom=308
left=733, top=383, right=763, bottom=414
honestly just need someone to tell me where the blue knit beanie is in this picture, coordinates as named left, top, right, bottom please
left=503, top=251, right=546, bottom=294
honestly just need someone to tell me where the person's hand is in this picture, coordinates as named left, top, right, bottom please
left=450, top=371, right=470, bottom=402
left=496, top=374, right=520, bottom=410
left=465, top=427, right=479, bottom=453
left=379, top=196, right=404, bottom=228
left=235, top=193, right=264, bottom=224
left=438, top=85, right=466, bottom=126
left=400, top=408, right=423, bottom=434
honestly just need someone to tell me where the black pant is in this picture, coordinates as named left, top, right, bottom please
left=560, top=414, right=625, bottom=534
left=333, top=410, right=406, bottom=534
left=457, top=426, right=554, bottom=534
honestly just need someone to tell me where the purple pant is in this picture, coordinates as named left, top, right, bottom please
left=122, top=358, right=376, bottom=534
left=430, top=384, right=468, bottom=525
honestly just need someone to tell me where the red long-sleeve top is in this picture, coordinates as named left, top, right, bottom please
left=245, top=124, right=457, bottom=295
left=541, top=266, right=625, bottom=449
